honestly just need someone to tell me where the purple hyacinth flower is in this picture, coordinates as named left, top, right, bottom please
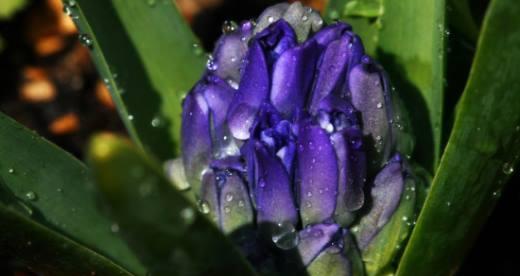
left=179, top=2, right=415, bottom=274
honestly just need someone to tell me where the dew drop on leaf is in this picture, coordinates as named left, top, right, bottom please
left=78, top=34, right=93, bottom=49
left=110, top=223, right=120, bottom=233
left=25, top=191, right=37, bottom=201
left=502, top=162, right=514, bottom=175
left=180, top=207, right=195, bottom=224
left=197, top=200, right=210, bottom=214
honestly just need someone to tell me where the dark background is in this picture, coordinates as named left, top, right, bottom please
left=0, top=0, right=517, bottom=275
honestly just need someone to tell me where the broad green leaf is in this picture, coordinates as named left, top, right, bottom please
left=88, top=135, right=256, bottom=276
left=0, top=203, right=131, bottom=275
left=64, top=0, right=206, bottom=160
left=0, top=112, right=145, bottom=274
left=397, top=0, right=520, bottom=274
left=324, top=0, right=446, bottom=173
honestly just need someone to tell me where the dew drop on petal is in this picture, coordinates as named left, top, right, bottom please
left=271, top=221, right=299, bottom=250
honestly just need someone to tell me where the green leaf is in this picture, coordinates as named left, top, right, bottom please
left=324, top=0, right=446, bottom=173
left=0, top=0, right=27, bottom=19
left=396, top=0, right=520, bottom=274
left=65, top=0, right=206, bottom=160
left=0, top=203, right=131, bottom=275
left=0, top=112, right=145, bottom=274
left=447, top=0, right=480, bottom=42
left=88, top=135, right=257, bottom=276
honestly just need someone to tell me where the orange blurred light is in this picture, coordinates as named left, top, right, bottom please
left=20, top=67, right=57, bottom=103
left=95, top=80, right=115, bottom=109
left=49, top=113, right=80, bottom=135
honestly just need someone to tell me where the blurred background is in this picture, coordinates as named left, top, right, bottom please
left=0, top=0, right=516, bottom=275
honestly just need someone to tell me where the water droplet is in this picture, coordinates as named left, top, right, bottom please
left=127, top=114, right=134, bottom=121
left=492, top=190, right=502, bottom=198
left=301, top=15, right=309, bottom=21
left=8, top=168, right=14, bottom=174
left=271, top=221, right=299, bottom=250
left=402, top=216, right=408, bottom=222
left=25, top=191, right=37, bottom=201
left=222, top=20, right=237, bottom=34
left=225, top=193, right=234, bottom=202
left=446, top=201, right=452, bottom=207
left=375, top=135, right=382, bottom=141
left=376, top=102, right=383, bottom=109
left=180, top=207, right=195, bottom=223
left=197, top=200, right=210, bottom=214
left=78, top=34, right=93, bottom=48
left=306, top=191, right=312, bottom=197
left=110, top=223, right=120, bottom=233
left=224, top=206, right=231, bottom=214
left=503, top=162, right=514, bottom=175
left=151, top=116, right=164, bottom=128
left=192, top=43, right=203, bottom=56
left=206, top=54, right=218, bottom=71
left=68, top=0, right=77, bottom=7
left=267, top=16, right=275, bottom=23
left=238, top=200, right=245, bottom=207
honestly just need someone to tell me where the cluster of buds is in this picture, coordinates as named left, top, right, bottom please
left=179, top=3, right=417, bottom=275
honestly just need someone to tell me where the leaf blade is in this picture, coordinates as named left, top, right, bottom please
left=397, top=0, right=520, bottom=274
left=0, top=203, right=132, bottom=275
left=88, top=134, right=257, bottom=276
left=68, top=0, right=205, bottom=160
left=0, top=112, right=145, bottom=274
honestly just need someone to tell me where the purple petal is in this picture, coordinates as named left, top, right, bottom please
left=297, top=223, right=341, bottom=266
left=255, top=20, right=297, bottom=66
left=219, top=171, right=254, bottom=234
left=213, top=21, right=254, bottom=85
left=181, top=90, right=212, bottom=192
left=200, top=171, right=220, bottom=225
left=331, top=129, right=367, bottom=226
left=254, top=141, right=298, bottom=225
left=297, top=123, right=338, bottom=225
left=227, top=42, right=270, bottom=140
left=356, top=154, right=405, bottom=249
left=315, top=95, right=359, bottom=128
left=270, top=40, right=319, bottom=117
left=311, top=22, right=351, bottom=49
left=309, top=33, right=364, bottom=112
left=348, top=58, right=393, bottom=167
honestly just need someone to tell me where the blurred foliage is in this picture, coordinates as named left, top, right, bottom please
left=0, top=0, right=27, bottom=20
